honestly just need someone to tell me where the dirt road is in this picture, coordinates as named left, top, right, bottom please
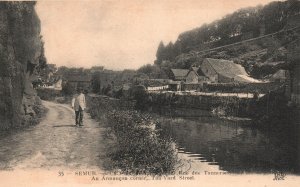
left=0, top=101, right=107, bottom=171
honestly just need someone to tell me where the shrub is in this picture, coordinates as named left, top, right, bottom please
left=36, top=88, right=61, bottom=101
left=62, top=82, right=75, bottom=96
left=106, top=110, right=177, bottom=175
left=86, top=95, right=177, bottom=175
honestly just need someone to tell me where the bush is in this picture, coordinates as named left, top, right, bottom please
left=36, top=88, right=61, bottom=101
left=86, top=95, right=177, bottom=175
left=62, top=82, right=75, bottom=96
left=106, top=110, right=177, bottom=175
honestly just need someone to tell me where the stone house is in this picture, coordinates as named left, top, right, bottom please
left=65, top=74, right=92, bottom=91
left=200, top=58, right=260, bottom=83
left=190, top=67, right=209, bottom=82
left=185, top=69, right=199, bottom=83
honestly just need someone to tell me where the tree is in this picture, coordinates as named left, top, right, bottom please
left=155, top=41, right=165, bottom=65
left=62, top=82, right=75, bottom=96
left=36, top=40, right=47, bottom=74
left=137, top=64, right=161, bottom=78
left=91, top=72, right=101, bottom=94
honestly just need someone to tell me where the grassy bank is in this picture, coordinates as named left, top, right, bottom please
left=87, top=95, right=177, bottom=175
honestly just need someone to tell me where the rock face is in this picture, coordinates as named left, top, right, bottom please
left=0, top=2, right=44, bottom=129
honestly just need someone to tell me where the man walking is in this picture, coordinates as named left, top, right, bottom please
left=72, top=88, right=86, bottom=127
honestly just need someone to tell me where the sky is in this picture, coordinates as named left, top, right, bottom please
left=36, top=0, right=276, bottom=70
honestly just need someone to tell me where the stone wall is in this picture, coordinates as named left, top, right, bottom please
left=148, top=92, right=254, bottom=117
left=0, top=2, right=44, bottom=129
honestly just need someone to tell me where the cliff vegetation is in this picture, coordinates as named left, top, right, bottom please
left=0, top=2, right=47, bottom=129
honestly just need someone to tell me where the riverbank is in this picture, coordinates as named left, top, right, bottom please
left=86, top=94, right=178, bottom=175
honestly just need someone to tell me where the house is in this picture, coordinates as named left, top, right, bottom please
left=168, top=81, right=182, bottom=91
left=190, top=67, right=209, bottom=82
left=65, top=74, right=92, bottom=91
left=169, top=69, right=189, bottom=81
left=41, top=79, right=62, bottom=90
left=200, top=58, right=260, bottom=83
left=185, top=68, right=199, bottom=84
left=53, top=79, right=62, bottom=90
left=270, top=69, right=290, bottom=82
left=92, top=70, right=119, bottom=90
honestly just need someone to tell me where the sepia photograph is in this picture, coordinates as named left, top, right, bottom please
left=0, top=0, right=299, bottom=186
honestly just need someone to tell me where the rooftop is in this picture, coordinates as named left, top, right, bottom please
left=205, top=58, right=248, bottom=78
left=171, top=69, right=189, bottom=79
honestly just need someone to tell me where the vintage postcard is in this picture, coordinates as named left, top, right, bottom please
left=0, top=0, right=299, bottom=186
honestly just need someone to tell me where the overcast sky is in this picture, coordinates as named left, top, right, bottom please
left=36, top=0, right=276, bottom=70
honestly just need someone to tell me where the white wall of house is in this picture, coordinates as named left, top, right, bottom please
left=200, top=60, right=218, bottom=83
left=186, top=71, right=199, bottom=83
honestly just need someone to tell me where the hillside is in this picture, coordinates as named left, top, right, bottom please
left=154, top=0, right=300, bottom=78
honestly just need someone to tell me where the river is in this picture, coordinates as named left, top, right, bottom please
left=151, top=107, right=299, bottom=174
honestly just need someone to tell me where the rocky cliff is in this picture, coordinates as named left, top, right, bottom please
left=0, top=2, right=45, bottom=129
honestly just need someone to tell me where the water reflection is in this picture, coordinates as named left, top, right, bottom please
left=154, top=107, right=299, bottom=174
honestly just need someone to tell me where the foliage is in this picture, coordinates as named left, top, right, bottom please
left=36, top=88, right=61, bottom=101
left=91, top=72, right=101, bottom=94
left=156, top=41, right=182, bottom=65
left=62, top=82, right=75, bottom=96
left=86, top=96, right=177, bottom=175
left=251, top=64, right=278, bottom=79
left=35, top=40, right=48, bottom=76
left=103, top=84, right=113, bottom=96
left=129, top=85, right=149, bottom=109
left=106, top=110, right=177, bottom=175
left=0, top=2, right=46, bottom=129
left=137, top=64, right=160, bottom=78
left=154, top=0, right=300, bottom=69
